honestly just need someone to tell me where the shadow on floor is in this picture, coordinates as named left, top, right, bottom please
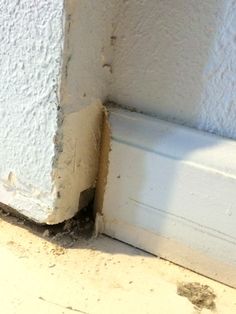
left=0, top=204, right=150, bottom=257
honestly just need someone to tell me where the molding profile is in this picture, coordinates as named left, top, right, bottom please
left=101, top=108, right=236, bottom=287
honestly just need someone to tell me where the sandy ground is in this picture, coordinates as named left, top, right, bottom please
left=0, top=214, right=235, bottom=314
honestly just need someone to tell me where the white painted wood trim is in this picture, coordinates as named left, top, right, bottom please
left=102, top=108, right=236, bottom=287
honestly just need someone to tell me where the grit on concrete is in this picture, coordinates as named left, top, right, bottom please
left=0, top=216, right=235, bottom=314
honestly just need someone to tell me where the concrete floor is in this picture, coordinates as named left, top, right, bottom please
left=0, top=215, right=235, bottom=314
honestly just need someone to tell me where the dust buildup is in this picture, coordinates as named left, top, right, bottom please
left=177, top=282, right=216, bottom=310
left=43, top=207, right=94, bottom=247
left=0, top=204, right=94, bottom=249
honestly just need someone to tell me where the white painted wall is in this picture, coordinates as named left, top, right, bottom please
left=51, top=0, right=119, bottom=224
left=0, top=0, right=117, bottom=223
left=100, top=1, right=236, bottom=285
left=0, top=0, right=63, bottom=222
left=109, top=0, right=236, bottom=139
left=61, top=0, right=120, bottom=114
left=0, top=0, right=235, bottom=223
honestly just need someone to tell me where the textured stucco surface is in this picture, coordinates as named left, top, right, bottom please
left=51, top=0, right=119, bottom=223
left=0, top=0, right=116, bottom=223
left=198, top=0, right=236, bottom=138
left=109, top=0, right=236, bottom=139
left=0, top=0, right=64, bottom=221
left=1, top=0, right=235, bottom=222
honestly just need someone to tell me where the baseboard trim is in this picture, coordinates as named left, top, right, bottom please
left=102, top=108, right=236, bottom=287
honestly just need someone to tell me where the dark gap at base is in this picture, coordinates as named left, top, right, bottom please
left=0, top=195, right=95, bottom=248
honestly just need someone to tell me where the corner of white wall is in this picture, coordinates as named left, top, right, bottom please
left=0, top=0, right=116, bottom=224
left=46, top=0, right=117, bottom=224
left=48, top=101, right=104, bottom=224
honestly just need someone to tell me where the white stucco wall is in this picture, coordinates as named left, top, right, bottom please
left=0, top=0, right=235, bottom=223
left=50, top=0, right=119, bottom=223
left=0, top=0, right=117, bottom=223
left=109, top=0, right=236, bottom=139
left=0, top=0, right=63, bottom=222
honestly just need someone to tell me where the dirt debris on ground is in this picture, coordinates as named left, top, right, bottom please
left=0, top=207, right=235, bottom=314
left=177, top=281, right=216, bottom=310
left=0, top=205, right=94, bottom=248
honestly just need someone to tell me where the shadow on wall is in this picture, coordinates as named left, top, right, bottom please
left=100, top=108, right=236, bottom=288
left=99, top=1, right=236, bottom=282
left=0, top=1, right=235, bottom=269
left=110, top=0, right=236, bottom=139
left=197, top=0, right=236, bottom=139
left=1, top=113, right=236, bottom=278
